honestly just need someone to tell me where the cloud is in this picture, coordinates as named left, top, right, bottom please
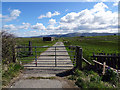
left=3, top=2, right=118, bottom=37
left=3, top=24, right=17, bottom=31
left=3, top=9, right=21, bottom=22
left=31, top=23, right=46, bottom=30
left=19, top=22, right=30, bottom=30
left=113, top=2, right=118, bottom=6
left=38, top=11, right=60, bottom=19
left=58, top=2, right=118, bottom=33
left=3, top=22, right=30, bottom=31
left=10, top=9, right=21, bottom=17
left=49, top=19, right=56, bottom=25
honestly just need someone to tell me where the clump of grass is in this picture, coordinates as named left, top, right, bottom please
left=2, top=63, right=24, bottom=86
left=68, top=69, right=114, bottom=88
left=102, top=68, right=120, bottom=87
left=26, top=76, right=55, bottom=79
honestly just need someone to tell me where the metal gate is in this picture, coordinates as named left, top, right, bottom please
left=16, top=45, right=76, bottom=67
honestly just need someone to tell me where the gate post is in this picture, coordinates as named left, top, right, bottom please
left=35, top=46, right=37, bottom=67
left=28, top=41, right=32, bottom=55
left=12, top=45, right=17, bottom=63
left=75, top=46, right=82, bottom=70
left=55, top=46, right=57, bottom=67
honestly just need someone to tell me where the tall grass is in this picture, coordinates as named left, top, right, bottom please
left=16, top=37, right=57, bottom=64
left=63, top=35, right=119, bottom=62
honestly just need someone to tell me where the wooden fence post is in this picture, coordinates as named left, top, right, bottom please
left=12, top=45, right=17, bottom=63
left=102, top=62, right=106, bottom=75
left=28, top=41, right=32, bottom=55
left=75, top=46, right=82, bottom=70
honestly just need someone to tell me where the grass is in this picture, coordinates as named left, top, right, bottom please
left=63, top=35, right=119, bottom=63
left=16, top=37, right=57, bottom=64
left=63, top=35, right=120, bottom=88
left=68, top=69, right=117, bottom=88
left=2, top=63, right=24, bottom=86
left=2, top=37, right=57, bottom=87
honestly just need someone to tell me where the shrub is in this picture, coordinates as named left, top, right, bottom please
left=74, top=69, right=84, bottom=77
left=2, top=31, right=16, bottom=64
left=102, top=68, right=119, bottom=85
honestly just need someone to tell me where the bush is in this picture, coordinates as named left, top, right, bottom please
left=2, top=63, right=23, bottom=86
left=73, top=69, right=113, bottom=88
left=102, top=68, right=119, bottom=85
left=2, top=31, right=16, bottom=64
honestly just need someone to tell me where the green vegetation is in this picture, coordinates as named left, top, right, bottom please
left=63, top=35, right=120, bottom=88
left=68, top=69, right=119, bottom=88
left=16, top=37, right=57, bottom=64
left=2, top=31, right=57, bottom=87
left=2, top=63, right=24, bottom=86
left=63, top=35, right=119, bottom=63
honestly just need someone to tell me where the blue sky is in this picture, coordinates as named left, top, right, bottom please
left=1, top=2, right=118, bottom=37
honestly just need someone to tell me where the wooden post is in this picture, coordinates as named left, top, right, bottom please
left=118, top=54, right=120, bottom=70
left=28, top=41, right=32, bottom=55
left=102, top=62, right=106, bottom=75
left=75, top=46, right=82, bottom=70
left=55, top=47, right=57, bottom=67
left=12, top=45, right=17, bottom=63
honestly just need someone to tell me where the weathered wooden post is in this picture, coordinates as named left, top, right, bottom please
left=75, top=46, right=82, bottom=70
left=12, top=45, right=17, bottom=63
left=28, top=41, right=32, bottom=55
left=102, top=62, right=106, bottom=75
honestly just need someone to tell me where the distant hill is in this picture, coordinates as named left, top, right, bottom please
left=18, top=33, right=119, bottom=38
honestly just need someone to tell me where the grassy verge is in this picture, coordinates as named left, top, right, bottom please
left=16, top=37, right=57, bottom=64
left=63, top=35, right=119, bottom=63
left=62, top=35, right=120, bottom=88
left=68, top=69, right=120, bottom=88
left=2, top=63, right=24, bottom=87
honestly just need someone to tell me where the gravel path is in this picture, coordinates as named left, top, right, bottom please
left=10, top=42, right=77, bottom=88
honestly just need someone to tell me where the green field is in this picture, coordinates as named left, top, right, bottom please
left=62, top=35, right=120, bottom=88
left=62, top=35, right=119, bottom=63
left=16, top=37, right=57, bottom=63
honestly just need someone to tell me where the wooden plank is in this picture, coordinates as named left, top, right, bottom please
left=106, top=53, right=110, bottom=66
left=91, top=55, right=120, bottom=58
left=93, top=60, right=120, bottom=73
left=113, top=54, right=117, bottom=69
left=118, top=54, right=120, bottom=70
left=82, top=58, right=91, bottom=65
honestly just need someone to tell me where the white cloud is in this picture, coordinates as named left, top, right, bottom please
left=19, top=22, right=30, bottom=30
left=3, top=24, right=17, bottom=31
left=58, top=2, right=118, bottom=33
left=113, top=2, right=118, bottom=6
left=10, top=9, right=21, bottom=17
left=38, top=11, right=60, bottom=19
left=3, top=9, right=21, bottom=22
left=31, top=23, right=46, bottom=30
left=49, top=19, right=56, bottom=25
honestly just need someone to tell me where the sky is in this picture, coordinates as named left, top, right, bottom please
left=1, top=2, right=119, bottom=37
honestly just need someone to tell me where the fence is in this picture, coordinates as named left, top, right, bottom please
left=14, top=41, right=120, bottom=72
left=91, top=53, right=120, bottom=72
left=15, top=41, right=78, bottom=68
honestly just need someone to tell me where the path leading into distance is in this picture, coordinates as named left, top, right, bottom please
left=10, top=42, right=77, bottom=88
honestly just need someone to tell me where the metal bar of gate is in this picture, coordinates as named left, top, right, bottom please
left=35, top=46, right=37, bottom=66
left=55, top=46, right=57, bottom=67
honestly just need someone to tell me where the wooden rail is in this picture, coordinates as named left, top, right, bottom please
left=91, top=53, right=120, bottom=70
left=93, top=60, right=120, bottom=73
left=82, top=58, right=91, bottom=65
